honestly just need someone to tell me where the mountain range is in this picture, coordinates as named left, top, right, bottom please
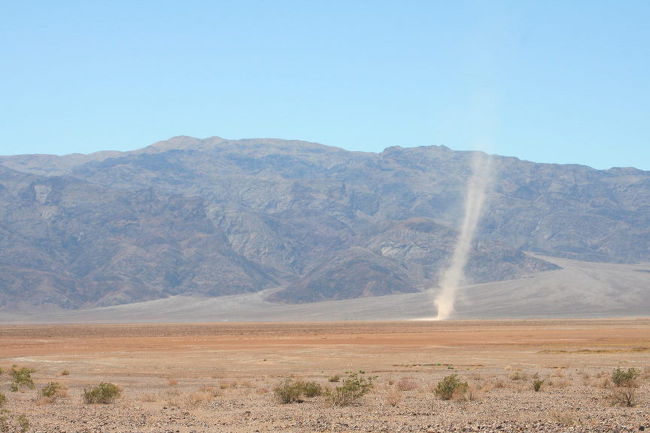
left=1, top=136, right=649, bottom=315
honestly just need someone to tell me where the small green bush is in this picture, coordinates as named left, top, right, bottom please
left=10, top=367, right=35, bottom=391
left=40, top=382, right=66, bottom=399
left=0, top=393, right=6, bottom=406
left=434, top=374, right=468, bottom=400
left=328, top=375, right=341, bottom=382
left=273, top=379, right=322, bottom=403
left=611, top=368, right=640, bottom=387
left=274, top=379, right=304, bottom=404
left=326, top=371, right=374, bottom=407
left=273, top=378, right=302, bottom=404
left=299, top=381, right=322, bottom=397
left=83, top=383, right=121, bottom=404
left=533, top=379, right=544, bottom=392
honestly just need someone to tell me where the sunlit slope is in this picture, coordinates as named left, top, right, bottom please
left=3, top=256, right=648, bottom=323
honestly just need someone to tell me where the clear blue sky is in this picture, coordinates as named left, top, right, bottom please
left=1, top=1, right=649, bottom=170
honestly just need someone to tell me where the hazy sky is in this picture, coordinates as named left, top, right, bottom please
left=2, top=1, right=649, bottom=170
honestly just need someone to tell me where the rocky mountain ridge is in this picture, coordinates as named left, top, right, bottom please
left=0, top=136, right=648, bottom=310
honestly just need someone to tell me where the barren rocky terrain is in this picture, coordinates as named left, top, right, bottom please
left=0, top=320, right=648, bottom=432
left=1, top=136, right=649, bottom=312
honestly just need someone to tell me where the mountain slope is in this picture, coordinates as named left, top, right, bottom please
left=0, top=136, right=648, bottom=310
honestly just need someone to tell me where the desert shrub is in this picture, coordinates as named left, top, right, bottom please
left=219, top=380, right=238, bottom=389
left=326, top=371, right=375, bottom=407
left=509, top=370, right=528, bottom=381
left=185, top=391, right=214, bottom=408
left=274, top=379, right=304, bottom=404
left=139, top=393, right=157, bottom=402
left=547, top=378, right=570, bottom=389
left=610, top=387, right=637, bottom=407
left=452, top=383, right=479, bottom=402
left=611, top=368, right=640, bottom=387
left=328, top=375, right=341, bottom=383
left=60, top=370, right=70, bottom=376
left=0, top=393, right=5, bottom=406
left=599, top=377, right=611, bottom=389
left=17, top=415, right=29, bottom=433
left=396, top=377, right=418, bottom=391
left=238, top=380, right=254, bottom=389
left=299, top=381, right=322, bottom=397
left=385, top=388, right=401, bottom=407
left=83, top=383, right=121, bottom=404
left=434, top=374, right=468, bottom=400
left=533, top=379, right=544, bottom=392
left=10, top=367, right=35, bottom=391
left=40, top=382, right=67, bottom=401
left=198, top=385, right=221, bottom=398
left=274, top=379, right=322, bottom=403
left=550, top=410, right=580, bottom=427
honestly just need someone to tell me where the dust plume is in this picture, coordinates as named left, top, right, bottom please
left=434, top=152, right=493, bottom=320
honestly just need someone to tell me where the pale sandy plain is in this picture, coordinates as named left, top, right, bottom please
left=0, top=319, right=649, bottom=432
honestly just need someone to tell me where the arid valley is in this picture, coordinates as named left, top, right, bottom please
left=0, top=319, right=648, bottom=432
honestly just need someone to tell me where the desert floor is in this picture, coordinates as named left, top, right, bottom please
left=0, top=319, right=649, bottom=432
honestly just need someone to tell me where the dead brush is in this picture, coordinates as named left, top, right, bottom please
left=509, top=370, right=528, bottom=381
left=549, top=410, right=581, bottom=427
left=599, top=377, right=612, bottom=389
left=139, top=393, right=157, bottom=403
left=452, top=384, right=480, bottom=402
left=547, top=378, right=570, bottom=389
left=578, top=370, right=591, bottom=380
left=185, top=391, right=214, bottom=408
left=238, top=380, right=254, bottom=389
left=551, top=368, right=566, bottom=378
left=643, top=366, right=650, bottom=379
left=475, top=381, right=493, bottom=393
left=163, top=389, right=182, bottom=407
left=396, top=377, right=418, bottom=391
left=219, top=380, right=238, bottom=390
left=385, top=388, right=402, bottom=407
left=198, top=385, right=221, bottom=398
left=609, top=387, right=637, bottom=407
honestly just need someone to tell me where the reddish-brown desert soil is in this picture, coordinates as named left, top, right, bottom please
left=0, top=319, right=648, bottom=432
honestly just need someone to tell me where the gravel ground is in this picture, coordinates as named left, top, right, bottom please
left=1, top=368, right=648, bottom=433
